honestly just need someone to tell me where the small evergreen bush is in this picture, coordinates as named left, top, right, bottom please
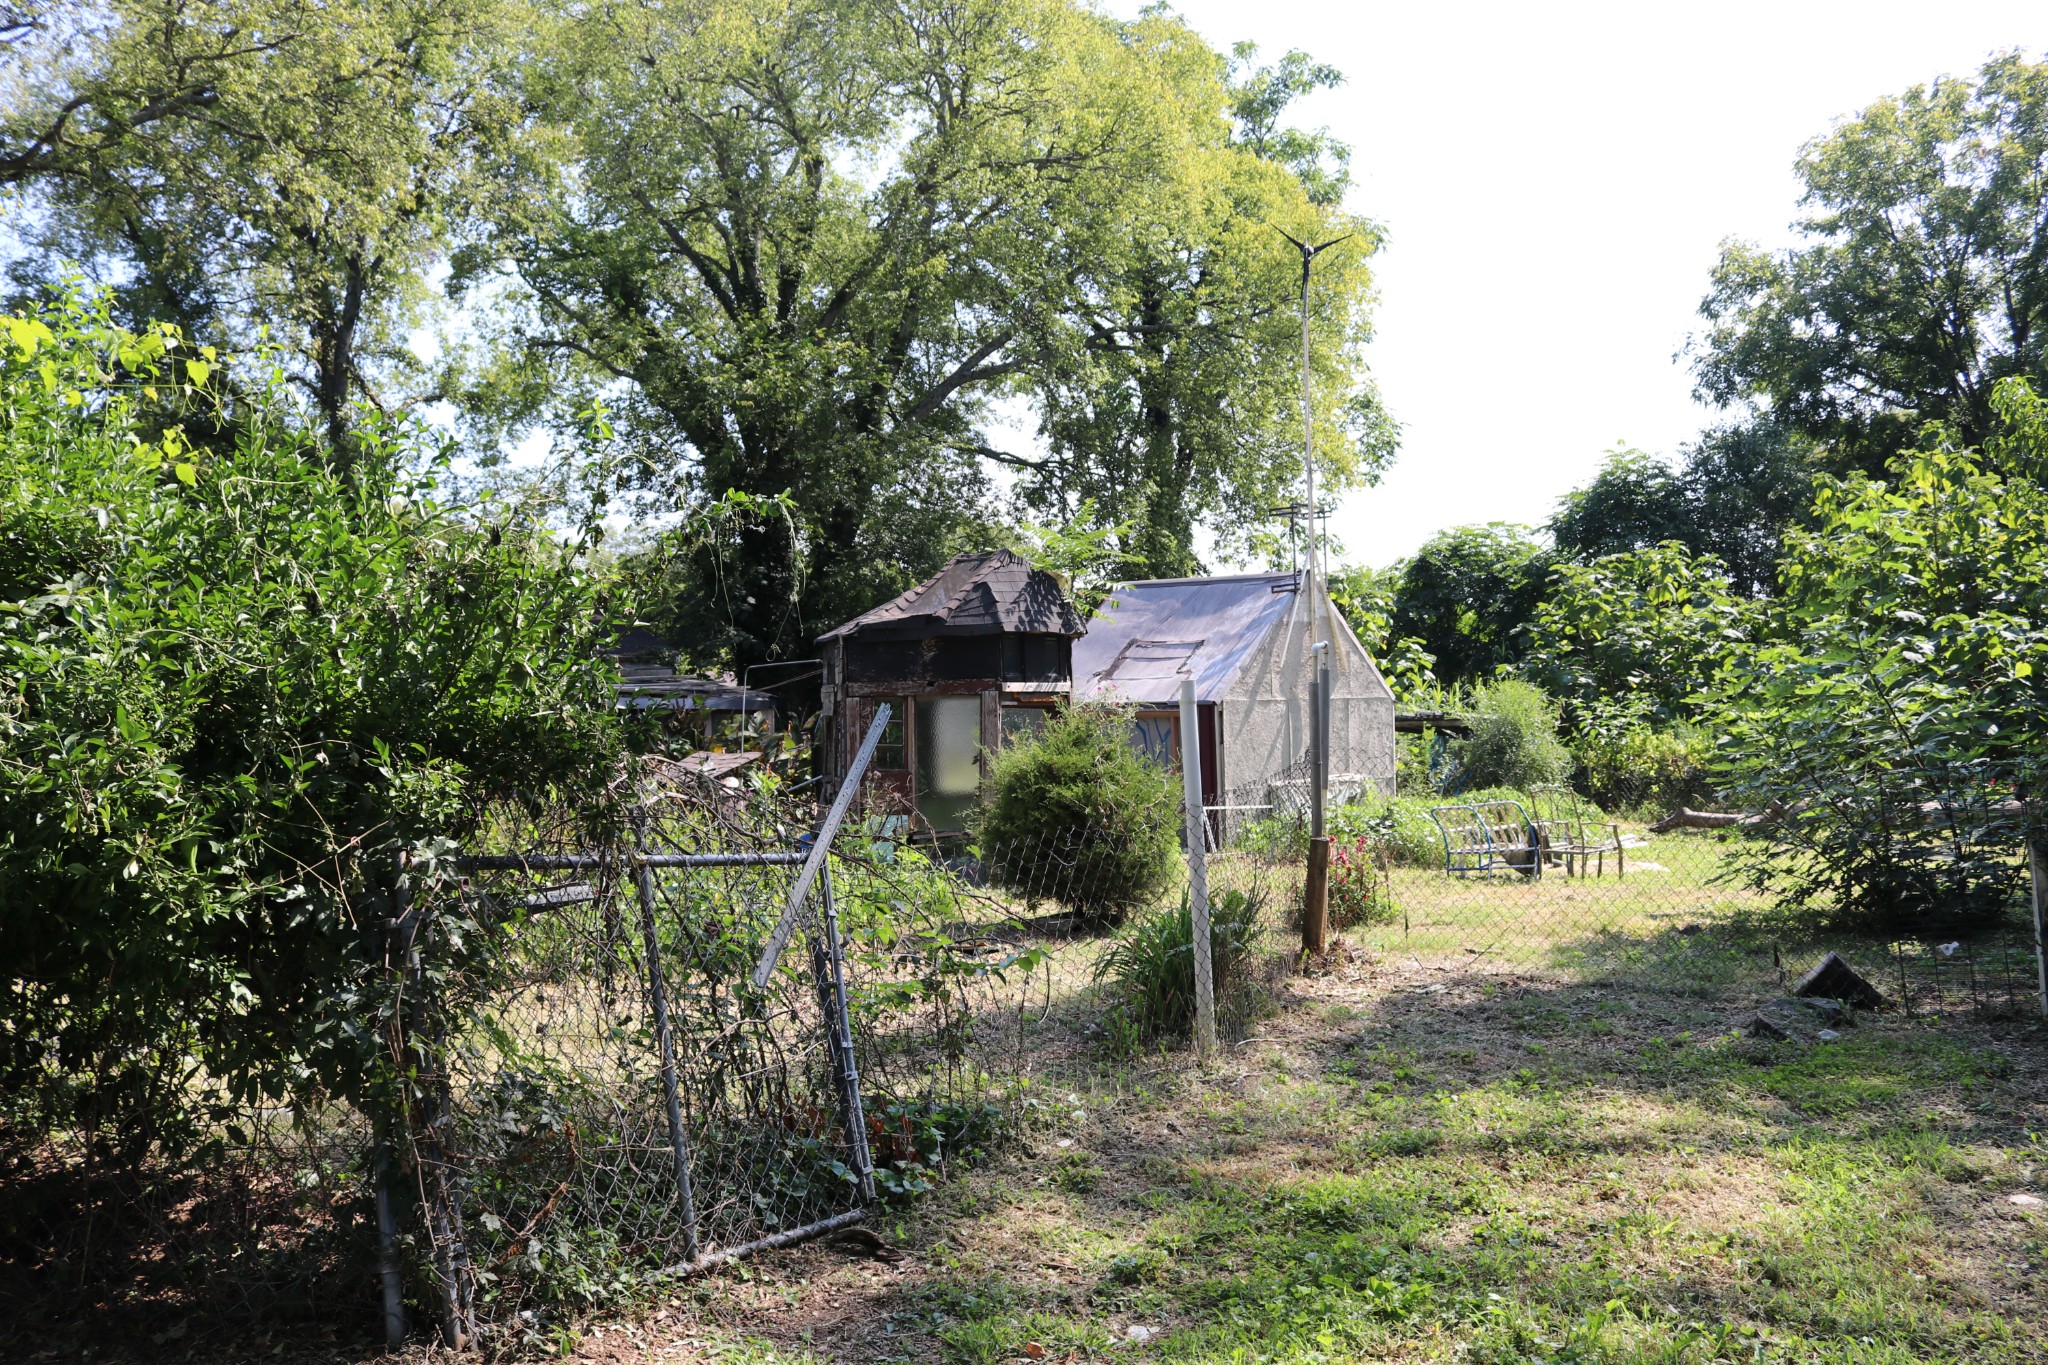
left=979, top=702, right=1179, bottom=927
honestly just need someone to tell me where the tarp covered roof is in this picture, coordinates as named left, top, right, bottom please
left=1073, top=573, right=1302, bottom=704
left=818, top=549, right=1083, bottom=643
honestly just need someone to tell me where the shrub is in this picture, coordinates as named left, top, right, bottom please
left=1094, top=886, right=1265, bottom=1045
left=1242, top=786, right=1553, bottom=871
left=1570, top=698, right=1713, bottom=818
left=979, top=702, right=1179, bottom=927
left=0, top=295, right=625, bottom=1153
left=1455, top=678, right=1570, bottom=790
left=1706, top=379, right=2048, bottom=931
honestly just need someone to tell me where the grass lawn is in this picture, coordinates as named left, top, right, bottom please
left=560, top=951, right=2048, bottom=1365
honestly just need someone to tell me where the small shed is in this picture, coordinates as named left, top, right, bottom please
left=1072, top=572, right=1395, bottom=811
left=606, top=628, right=778, bottom=746
left=817, top=550, right=1083, bottom=832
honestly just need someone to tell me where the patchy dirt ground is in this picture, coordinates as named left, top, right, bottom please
left=499, top=952, right=2048, bottom=1365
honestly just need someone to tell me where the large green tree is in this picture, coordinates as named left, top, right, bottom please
left=1548, top=422, right=1813, bottom=597
left=463, top=0, right=1384, bottom=661
left=3, top=0, right=524, bottom=452
left=1696, top=53, right=2048, bottom=476
left=1522, top=542, right=1756, bottom=722
left=1017, top=39, right=1392, bottom=578
left=1387, top=523, right=1549, bottom=685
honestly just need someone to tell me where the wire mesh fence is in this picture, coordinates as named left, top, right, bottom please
left=8, top=722, right=2046, bottom=1360
left=1298, top=777, right=2047, bottom=1019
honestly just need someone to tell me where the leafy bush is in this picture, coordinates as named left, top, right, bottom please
left=1093, top=885, right=1266, bottom=1046
left=0, top=296, right=624, bottom=1153
left=1708, top=380, right=2048, bottom=930
left=1454, top=678, right=1570, bottom=790
left=1570, top=697, right=1713, bottom=818
left=979, top=702, right=1179, bottom=927
left=1242, top=786, right=1550, bottom=871
left=1522, top=541, right=1756, bottom=722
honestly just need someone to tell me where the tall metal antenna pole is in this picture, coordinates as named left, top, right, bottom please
left=1277, top=229, right=1350, bottom=595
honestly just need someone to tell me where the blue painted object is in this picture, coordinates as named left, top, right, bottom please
left=1428, top=799, right=1540, bottom=878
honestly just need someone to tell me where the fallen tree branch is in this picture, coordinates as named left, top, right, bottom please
left=1648, top=808, right=1750, bottom=833
left=1648, top=801, right=1804, bottom=835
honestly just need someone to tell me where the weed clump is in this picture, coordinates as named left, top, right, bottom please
left=1094, top=887, right=1265, bottom=1047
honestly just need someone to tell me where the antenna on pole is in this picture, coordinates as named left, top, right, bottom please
left=1275, top=229, right=1350, bottom=594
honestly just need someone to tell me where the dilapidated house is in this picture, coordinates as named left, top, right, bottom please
left=817, top=550, right=1083, bottom=832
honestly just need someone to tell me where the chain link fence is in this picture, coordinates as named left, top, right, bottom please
left=9, top=719, right=2045, bottom=1359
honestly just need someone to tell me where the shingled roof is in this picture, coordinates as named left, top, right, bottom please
left=817, top=549, right=1083, bottom=643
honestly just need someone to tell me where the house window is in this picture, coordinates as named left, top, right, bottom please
left=1129, top=711, right=1181, bottom=769
left=868, top=697, right=907, bottom=770
left=1000, top=706, right=1048, bottom=746
left=916, top=694, right=982, bottom=831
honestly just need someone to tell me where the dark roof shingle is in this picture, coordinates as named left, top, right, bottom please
left=818, top=550, right=1083, bottom=642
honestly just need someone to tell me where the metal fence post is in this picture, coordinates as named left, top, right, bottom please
left=372, top=1131, right=407, bottom=1349
left=633, top=843, right=702, bottom=1264
left=397, top=853, right=475, bottom=1349
left=1179, top=678, right=1217, bottom=1062
left=2030, top=832, right=2048, bottom=1020
left=816, top=860, right=879, bottom=1205
left=1303, top=652, right=1331, bottom=956
left=374, top=866, right=410, bottom=1350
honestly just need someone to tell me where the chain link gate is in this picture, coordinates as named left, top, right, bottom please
left=381, top=713, right=897, bottom=1347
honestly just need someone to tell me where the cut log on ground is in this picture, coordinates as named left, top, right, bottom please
left=1649, top=808, right=1750, bottom=833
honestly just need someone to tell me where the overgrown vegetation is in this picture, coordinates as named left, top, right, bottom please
left=1453, top=678, right=1572, bottom=792
left=1708, top=379, right=2048, bottom=930
left=0, top=295, right=624, bottom=1154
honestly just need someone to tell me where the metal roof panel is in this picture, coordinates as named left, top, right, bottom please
left=1073, top=573, right=1302, bottom=704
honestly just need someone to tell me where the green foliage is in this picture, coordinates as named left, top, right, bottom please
left=1547, top=428, right=1813, bottom=598
left=1546, top=448, right=1690, bottom=565
left=1454, top=680, right=1570, bottom=792
left=1013, top=29, right=1393, bottom=580
left=1569, top=697, right=1714, bottom=819
left=1388, top=524, right=1549, bottom=684
left=466, top=0, right=1386, bottom=657
left=1523, top=542, right=1757, bottom=723
left=0, top=294, right=624, bottom=1150
left=1709, top=378, right=2048, bottom=929
left=990, top=501, right=1139, bottom=616
left=1327, top=562, right=1436, bottom=701
left=979, top=703, right=1179, bottom=928
left=4, top=0, right=526, bottom=449
left=1327, top=832, right=1396, bottom=931
left=1093, top=886, right=1265, bottom=1047
left=1695, top=53, right=2048, bottom=476
left=1673, top=420, right=1816, bottom=597
left=1243, top=788, right=1542, bottom=871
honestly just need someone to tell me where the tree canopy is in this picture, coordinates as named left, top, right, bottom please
left=444, top=0, right=1384, bottom=661
left=1695, top=53, right=2048, bottom=477
left=1547, top=423, right=1812, bottom=597
left=1386, top=523, right=1549, bottom=685
left=4, top=0, right=1393, bottom=666
left=3, top=0, right=527, bottom=453
left=1710, top=378, right=2048, bottom=927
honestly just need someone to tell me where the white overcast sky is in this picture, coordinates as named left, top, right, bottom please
left=1119, top=0, right=2048, bottom=570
